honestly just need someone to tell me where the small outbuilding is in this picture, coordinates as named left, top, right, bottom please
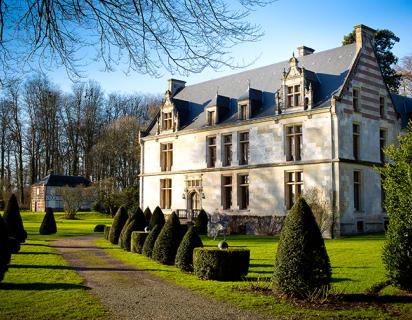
left=31, top=173, right=92, bottom=212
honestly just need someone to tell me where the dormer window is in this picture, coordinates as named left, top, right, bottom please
left=239, top=104, right=247, bottom=120
left=162, top=112, right=173, bottom=130
left=287, top=85, right=301, bottom=108
left=207, top=110, right=216, bottom=126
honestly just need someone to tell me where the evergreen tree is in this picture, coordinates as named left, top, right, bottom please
left=143, top=207, right=152, bottom=226
left=379, top=125, right=412, bottom=291
left=109, top=206, right=129, bottom=244
left=120, top=207, right=146, bottom=251
left=39, top=208, right=57, bottom=235
left=149, top=206, right=165, bottom=230
left=3, top=194, right=27, bottom=243
left=152, top=212, right=182, bottom=265
left=194, top=209, right=208, bottom=235
left=0, top=214, right=11, bottom=282
left=142, top=224, right=162, bottom=258
left=273, top=197, right=331, bottom=299
left=175, top=226, right=203, bottom=272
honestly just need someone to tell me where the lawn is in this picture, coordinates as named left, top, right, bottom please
left=0, top=211, right=113, bottom=320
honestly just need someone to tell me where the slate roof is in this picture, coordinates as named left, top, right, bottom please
left=391, top=94, right=412, bottom=128
left=33, top=174, right=91, bottom=187
left=148, top=43, right=358, bottom=135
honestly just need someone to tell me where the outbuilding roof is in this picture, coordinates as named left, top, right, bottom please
left=33, top=174, right=91, bottom=187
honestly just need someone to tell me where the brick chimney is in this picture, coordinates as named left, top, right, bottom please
left=354, top=24, right=376, bottom=51
left=167, top=79, right=186, bottom=96
left=297, top=46, right=315, bottom=57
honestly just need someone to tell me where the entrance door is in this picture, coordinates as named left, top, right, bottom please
left=188, top=192, right=201, bottom=210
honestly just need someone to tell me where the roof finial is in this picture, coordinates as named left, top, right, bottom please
left=247, top=79, right=250, bottom=90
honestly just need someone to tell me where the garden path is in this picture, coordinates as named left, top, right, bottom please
left=53, top=235, right=273, bottom=320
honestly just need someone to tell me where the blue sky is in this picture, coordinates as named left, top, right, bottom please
left=49, top=0, right=412, bottom=95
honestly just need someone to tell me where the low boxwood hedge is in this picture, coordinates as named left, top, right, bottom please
left=131, top=231, right=149, bottom=254
left=193, top=248, right=250, bottom=281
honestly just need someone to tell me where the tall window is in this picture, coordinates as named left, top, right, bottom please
left=353, top=124, right=360, bottom=160
left=207, top=110, right=215, bottom=126
left=162, top=112, right=172, bottom=130
left=285, top=171, right=303, bottom=210
left=223, top=134, right=232, bottom=166
left=238, top=174, right=249, bottom=210
left=160, top=143, right=173, bottom=171
left=222, top=175, right=232, bottom=210
left=287, top=85, right=300, bottom=107
left=160, top=179, right=172, bottom=209
left=354, top=171, right=361, bottom=211
left=239, top=104, right=247, bottom=120
left=239, top=132, right=249, bottom=165
left=379, top=96, right=385, bottom=118
left=207, top=136, right=216, bottom=168
left=381, top=174, right=385, bottom=212
left=286, top=125, right=302, bottom=161
left=380, top=129, right=386, bottom=163
left=353, top=88, right=359, bottom=111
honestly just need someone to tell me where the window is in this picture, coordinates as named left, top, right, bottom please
left=285, top=171, right=303, bottom=210
left=286, top=124, right=302, bottom=161
left=353, top=88, right=359, bottom=111
left=207, top=110, right=215, bottom=126
left=238, top=174, right=249, bottom=210
left=223, top=134, right=232, bottom=166
left=36, top=188, right=40, bottom=196
left=160, top=143, right=173, bottom=171
left=287, top=85, right=300, bottom=107
left=353, top=124, right=360, bottom=160
left=239, top=104, right=247, bottom=120
left=162, top=112, right=172, bottom=130
left=354, top=171, right=361, bottom=211
left=222, top=175, right=232, bottom=210
left=380, top=129, right=386, bottom=163
left=160, top=179, right=172, bottom=209
left=379, top=96, right=385, bottom=118
left=381, top=174, right=386, bottom=212
left=239, top=132, right=249, bottom=165
left=207, top=136, right=216, bottom=168
left=356, top=220, right=364, bottom=233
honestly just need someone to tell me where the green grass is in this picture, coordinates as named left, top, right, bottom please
left=0, top=211, right=113, bottom=320
left=96, top=233, right=412, bottom=319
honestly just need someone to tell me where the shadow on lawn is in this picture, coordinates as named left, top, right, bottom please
left=0, top=282, right=89, bottom=291
left=340, top=293, right=412, bottom=305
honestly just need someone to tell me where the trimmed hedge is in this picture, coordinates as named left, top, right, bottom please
left=131, top=231, right=149, bottom=254
left=104, top=226, right=111, bottom=240
left=175, top=226, right=203, bottom=272
left=193, top=248, right=250, bottom=281
left=120, top=207, right=146, bottom=251
left=273, top=197, right=331, bottom=299
left=195, top=209, right=208, bottom=235
left=94, top=224, right=105, bottom=232
left=39, top=208, right=57, bottom=235
left=109, top=207, right=129, bottom=244
left=142, top=224, right=162, bottom=258
left=3, top=194, right=27, bottom=243
left=143, top=207, right=152, bottom=225
left=149, top=206, right=165, bottom=230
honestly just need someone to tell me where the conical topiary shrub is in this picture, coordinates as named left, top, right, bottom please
left=273, top=197, right=331, bottom=299
left=120, top=207, right=147, bottom=251
left=152, top=212, right=183, bottom=265
left=195, top=209, right=208, bottom=235
left=149, top=206, right=165, bottom=230
left=142, top=224, right=162, bottom=258
left=0, top=214, right=12, bottom=282
left=39, top=208, right=57, bottom=235
left=175, top=226, right=203, bottom=272
left=131, top=231, right=149, bottom=254
left=3, top=194, right=27, bottom=243
left=109, top=207, right=129, bottom=244
left=143, top=207, right=152, bottom=226
left=119, top=209, right=136, bottom=248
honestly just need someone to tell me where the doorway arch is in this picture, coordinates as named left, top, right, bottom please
left=188, top=191, right=201, bottom=210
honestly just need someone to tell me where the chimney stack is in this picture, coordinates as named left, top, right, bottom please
left=354, top=24, right=376, bottom=51
left=297, top=46, right=315, bottom=57
left=167, top=79, right=186, bottom=96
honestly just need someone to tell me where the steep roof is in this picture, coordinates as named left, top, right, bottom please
left=33, top=174, right=91, bottom=187
left=391, top=94, right=412, bottom=128
left=148, top=43, right=357, bottom=135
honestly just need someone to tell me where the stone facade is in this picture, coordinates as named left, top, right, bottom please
left=140, top=25, right=407, bottom=237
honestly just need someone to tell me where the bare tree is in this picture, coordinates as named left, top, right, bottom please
left=0, top=0, right=272, bottom=81
left=397, top=54, right=412, bottom=96
left=59, top=185, right=93, bottom=219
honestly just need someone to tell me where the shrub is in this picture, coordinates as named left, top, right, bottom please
left=104, top=226, right=111, bottom=240
left=0, top=214, right=11, bottom=282
left=193, top=248, right=250, bottom=281
left=273, top=197, right=331, bottom=299
left=109, top=206, right=129, bottom=244
left=195, top=209, right=208, bottom=235
left=3, top=194, right=27, bottom=243
left=142, top=224, right=162, bottom=258
left=39, top=208, right=57, bottom=235
left=379, top=125, right=412, bottom=291
left=152, top=212, right=183, bottom=265
left=91, top=201, right=104, bottom=213
left=175, top=226, right=203, bottom=272
left=131, top=231, right=149, bottom=254
left=149, top=206, right=165, bottom=230
left=120, top=207, right=146, bottom=251
left=143, top=207, right=152, bottom=226
left=94, top=224, right=105, bottom=232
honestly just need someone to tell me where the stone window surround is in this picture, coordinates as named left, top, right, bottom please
left=353, top=169, right=362, bottom=212
left=206, top=135, right=217, bottom=168
left=222, top=133, right=232, bottom=167
left=160, top=178, right=172, bottom=209
left=379, top=128, right=387, bottom=163
left=352, top=86, right=360, bottom=112
left=238, top=173, right=249, bottom=210
left=285, top=123, right=303, bottom=162
left=284, top=170, right=303, bottom=210
left=221, top=174, right=232, bottom=210
left=352, top=122, right=361, bottom=161
left=239, top=131, right=249, bottom=165
left=160, top=142, right=173, bottom=172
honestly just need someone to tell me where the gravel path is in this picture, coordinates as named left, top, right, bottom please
left=52, top=235, right=273, bottom=320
